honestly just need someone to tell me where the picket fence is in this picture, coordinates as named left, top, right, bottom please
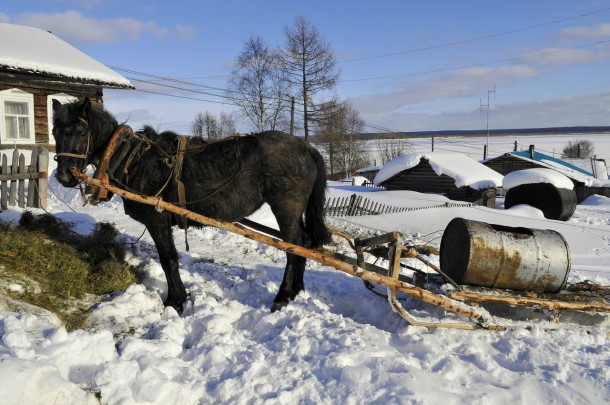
left=324, top=193, right=472, bottom=217
left=0, top=147, right=49, bottom=210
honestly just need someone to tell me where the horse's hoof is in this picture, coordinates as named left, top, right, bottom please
left=163, top=299, right=184, bottom=315
left=271, top=300, right=288, bottom=312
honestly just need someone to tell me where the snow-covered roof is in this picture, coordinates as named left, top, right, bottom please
left=374, top=152, right=503, bottom=190
left=355, top=165, right=381, bottom=173
left=0, top=23, right=133, bottom=89
left=503, top=168, right=574, bottom=190
left=508, top=150, right=596, bottom=185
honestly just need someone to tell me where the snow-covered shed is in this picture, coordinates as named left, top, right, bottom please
left=354, top=165, right=381, bottom=183
left=483, top=146, right=610, bottom=202
left=0, top=23, right=133, bottom=148
left=483, top=147, right=593, bottom=183
left=373, top=152, right=503, bottom=207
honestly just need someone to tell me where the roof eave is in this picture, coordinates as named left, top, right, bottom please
left=0, top=67, right=134, bottom=90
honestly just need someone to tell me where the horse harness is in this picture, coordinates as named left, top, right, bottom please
left=67, top=124, right=209, bottom=249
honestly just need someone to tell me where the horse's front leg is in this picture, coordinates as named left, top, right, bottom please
left=144, top=213, right=187, bottom=313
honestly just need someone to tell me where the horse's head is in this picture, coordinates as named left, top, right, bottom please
left=52, top=98, right=94, bottom=186
left=52, top=97, right=117, bottom=187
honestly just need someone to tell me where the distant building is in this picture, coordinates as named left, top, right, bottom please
left=483, top=146, right=610, bottom=202
left=0, top=23, right=133, bottom=149
left=374, top=152, right=503, bottom=207
left=354, top=165, right=381, bottom=184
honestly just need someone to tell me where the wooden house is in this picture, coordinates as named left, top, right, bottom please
left=0, top=23, right=133, bottom=150
left=354, top=165, right=381, bottom=184
left=483, top=146, right=608, bottom=202
left=374, top=152, right=503, bottom=207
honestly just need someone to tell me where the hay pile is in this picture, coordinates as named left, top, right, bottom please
left=0, top=212, right=135, bottom=329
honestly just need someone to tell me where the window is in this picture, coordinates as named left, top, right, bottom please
left=5, top=101, right=31, bottom=139
left=0, top=89, right=35, bottom=144
left=47, top=93, right=77, bottom=145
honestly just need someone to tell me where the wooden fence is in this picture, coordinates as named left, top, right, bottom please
left=0, top=147, right=49, bottom=210
left=324, top=193, right=472, bottom=217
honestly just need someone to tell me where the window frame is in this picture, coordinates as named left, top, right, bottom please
left=47, top=93, right=77, bottom=145
left=0, top=88, right=35, bottom=144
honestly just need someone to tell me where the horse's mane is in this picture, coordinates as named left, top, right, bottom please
left=139, top=126, right=209, bottom=152
left=85, top=102, right=119, bottom=137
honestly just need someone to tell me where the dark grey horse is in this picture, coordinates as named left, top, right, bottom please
left=52, top=98, right=330, bottom=313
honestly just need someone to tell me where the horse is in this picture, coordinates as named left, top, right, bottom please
left=52, top=97, right=331, bottom=313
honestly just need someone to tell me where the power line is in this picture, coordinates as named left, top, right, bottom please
left=338, top=6, right=610, bottom=64
left=341, top=39, right=610, bottom=83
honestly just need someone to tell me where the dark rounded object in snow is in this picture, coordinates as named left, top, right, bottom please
left=504, top=183, right=577, bottom=221
left=440, top=217, right=571, bottom=293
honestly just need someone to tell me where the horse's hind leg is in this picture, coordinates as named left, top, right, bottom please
left=270, top=202, right=309, bottom=311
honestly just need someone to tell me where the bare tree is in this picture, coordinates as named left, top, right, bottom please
left=191, top=112, right=206, bottom=137
left=192, top=112, right=219, bottom=139
left=227, top=35, right=289, bottom=132
left=376, top=134, right=412, bottom=165
left=280, top=15, right=339, bottom=141
left=314, top=101, right=368, bottom=177
left=562, top=139, right=595, bottom=158
left=217, top=111, right=238, bottom=138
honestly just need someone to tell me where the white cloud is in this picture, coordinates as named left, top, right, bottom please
left=350, top=64, right=540, bottom=115
left=14, top=11, right=194, bottom=45
left=523, top=45, right=610, bottom=67
left=561, top=23, right=610, bottom=40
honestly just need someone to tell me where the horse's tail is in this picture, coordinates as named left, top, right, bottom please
left=305, top=148, right=332, bottom=248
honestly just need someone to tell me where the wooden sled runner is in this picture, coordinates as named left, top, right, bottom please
left=70, top=169, right=610, bottom=331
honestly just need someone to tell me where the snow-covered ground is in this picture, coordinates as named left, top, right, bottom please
left=1, top=136, right=610, bottom=404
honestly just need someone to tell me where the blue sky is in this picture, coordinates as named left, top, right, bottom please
left=3, top=1, right=610, bottom=134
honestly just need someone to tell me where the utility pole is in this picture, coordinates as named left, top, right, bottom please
left=480, top=85, right=496, bottom=159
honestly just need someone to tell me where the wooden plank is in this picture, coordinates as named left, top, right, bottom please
left=450, top=291, right=610, bottom=313
left=27, top=147, right=39, bottom=208
left=9, top=149, right=18, bottom=206
left=36, top=148, right=49, bottom=209
left=1, top=153, right=6, bottom=209
left=0, top=172, right=45, bottom=181
left=355, top=232, right=400, bottom=248
left=18, top=154, right=25, bottom=208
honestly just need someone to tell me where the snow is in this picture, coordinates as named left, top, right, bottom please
left=503, top=168, right=575, bottom=190
left=0, top=23, right=132, bottom=89
left=1, top=149, right=610, bottom=404
left=374, top=152, right=504, bottom=190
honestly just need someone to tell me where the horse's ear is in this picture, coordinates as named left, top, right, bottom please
left=52, top=99, right=62, bottom=112
left=79, top=97, right=92, bottom=117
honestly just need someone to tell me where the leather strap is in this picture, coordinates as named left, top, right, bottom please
left=87, top=125, right=132, bottom=204
left=174, top=136, right=190, bottom=250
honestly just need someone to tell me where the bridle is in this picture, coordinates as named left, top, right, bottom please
left=54, top=116, right=93, bottom=165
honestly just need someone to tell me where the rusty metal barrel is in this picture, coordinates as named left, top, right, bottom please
left=440, top=217, right=571, bottom=293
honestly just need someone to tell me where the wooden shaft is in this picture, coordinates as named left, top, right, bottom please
left=71, top=170, right=497, bottom=328
left=451, top=291, right=610, bottom=313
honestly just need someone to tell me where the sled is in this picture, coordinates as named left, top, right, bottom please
left=70, top=170, right=610, bottom=331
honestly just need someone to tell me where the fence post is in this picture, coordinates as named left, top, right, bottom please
left=37, top=147, right=49, bottom=209
left=1, top=153, right=7, bottom=210
left=9, top=148, right=18, bottom=206
left=347, top=194, right=357, bottom=216
left=27, top=147, right=39, bottom=208
left=18, top=154, right=25, bottom=207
